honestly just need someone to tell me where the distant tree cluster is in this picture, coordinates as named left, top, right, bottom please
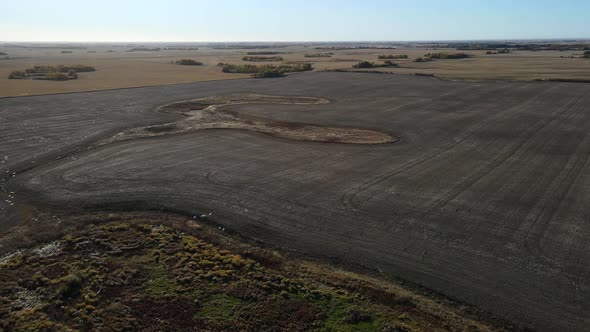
left=242, top=56, right=284, bottom=62
left=61, top=51, right=73, bottom=54
left=164, top=47, right=199, bottom=50
left=0, top=52, right=6, bottom=55
left=352, top=61, right=398, bottom=69
left=414, top=53, right=472, bottom=62
left=486, top=49, right=511, bottom=55
left=304, top=53, right=333, bottom=58
left=378, top=54, right=408, bottom=59
left=252, top=70, right=284, bottom=78
left=584, top=51, right=590, bottom=58
left=220, top=63, right=312, bottom=78
left=8, top=65, right=96, bottom=80
left=127, top=47, right=161, bottom=52
left=174, top=59, right=203, bottom=66
left=414, top=57, right=431, bottom=63
left=424, top=52, right=472, bottom=59
left=246, top=51, right=284, bottom=55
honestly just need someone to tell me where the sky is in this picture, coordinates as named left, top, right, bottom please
left=1, top=0, right=589, bottom=42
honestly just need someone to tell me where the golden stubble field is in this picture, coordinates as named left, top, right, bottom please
left=1, top=44, right=589, bottom=97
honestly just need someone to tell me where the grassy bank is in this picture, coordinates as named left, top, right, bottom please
left=0, top=213, right=509, bottom=331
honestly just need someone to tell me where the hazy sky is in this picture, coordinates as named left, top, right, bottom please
left=2, top=0, right=589, bottom=42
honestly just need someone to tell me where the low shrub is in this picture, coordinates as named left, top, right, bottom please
left=163, top=47, right=199, bottom=50
left=0, top=52, right=6, bottom=56
left=352, top=61, right=397, bottom=69
left=304, top=53, right=333, bottom=58
left=584, top=51, right=590, bottom=58
left=8, top=71, right=25, bottom=79
left=424, top=52, right=472, bottom=60
left=414, top=57, right=432, bottom=63
left=352, top=61, right=376, bottom=68
left=42, top=72, right=72, bottom=81
left=175, top=59, right=203, bottom=66
left=58, top=65, right=96, bottom=72
left=246, top=51, right=283, bottom=55
left=127, top=47, right=161, bottom=52
left=55, top=274, right=82, bottom=299
left=378, top=54, right=408, bottom=59
left=222, top=63, right=312, bottom=74
left=252, top=70, right=284, bottom=78
left=242, top=56, right=284, bottom=62
left=61, top=51, right=73, bottom=54
left=7, top=64, right=95, bottom=79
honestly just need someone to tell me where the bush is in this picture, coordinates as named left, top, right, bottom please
left=584, top=51, right=590, bottom=58
left=8, top=71, right=25, bottom=79
left=0, top=52, right=6, bottom=56
left=67, top=70, right=78, bottom=79
left=31, top=65, right=57, bottom=73
left=175, top=59, right=203, bottom=66
left=57, top=65, right=96, bottom=72
left=352, top=61, right=375, bottom=68
left=252, top=70, right=284, bottom=78
left=414, top=57, right=432, bottom=63
left=304, top=53, right=333, bottom=58
left=61, top=51, right=73, bottom=54
left=242, top=56, right=283, bottom=62
left=127, top=47, right=161, bottom=52
left=246, top=51, right=283, bottom=55
left=43, top=72, right=71, bottom=81
left=424, top=52, right=472, bottom=60
left=352, top=61, right=397, bottom=69
left=7, top=64, right=95, bottom=80
left=56, top=275, right=82, bottom=299
left=222, top=63, right=312, bottom=74
left=378, top=54, right=408, bottom=59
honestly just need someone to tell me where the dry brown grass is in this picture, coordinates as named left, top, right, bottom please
left=1, top=45, right=590, bottom=97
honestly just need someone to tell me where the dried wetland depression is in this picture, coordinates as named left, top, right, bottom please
left=2, top=72, right=590, bottom=330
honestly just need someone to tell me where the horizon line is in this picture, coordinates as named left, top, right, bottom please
left=2, top=38, right=590, bottom=44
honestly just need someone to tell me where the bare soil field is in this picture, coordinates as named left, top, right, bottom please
left=1, top=43, right=589, bottom=97
left=1, top=72, right=590, bottom=331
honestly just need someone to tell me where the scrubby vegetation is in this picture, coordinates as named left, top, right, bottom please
left=127, top=47, right=161, bottom=52
left=353, top=61, right=376, bottom=69
left=413, top=57, right=432, bottom=63
left=352, top=61, right=398, bottom=69
left=0, top=213, right=506, bottom=331
left=0, top=52, right=6, bottom=56
left=378, top=54, right=408, bottom=59
left=315, top=46, right=396, bottom=50
left=486, top=49, right=511, bottom=55
left=584, top=51, right=590, bottom=58
left=252, top=70, right=284, bottom=78
left=304, top=53, right=333, bottom=58
left=246, top=51, right=284, bottom=55
left=424, top=52, right=472, bottom=60
left=221, top=63, right=312, bottom=78
left=61, top=51, right=73, bottom=54
left=242, top=56, right=284, bottom=62
left=164, top=47, right=199, bottom=51
left=174, top=59, right=203, bottom=66
left=8, top=65, right=96, bottom=80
